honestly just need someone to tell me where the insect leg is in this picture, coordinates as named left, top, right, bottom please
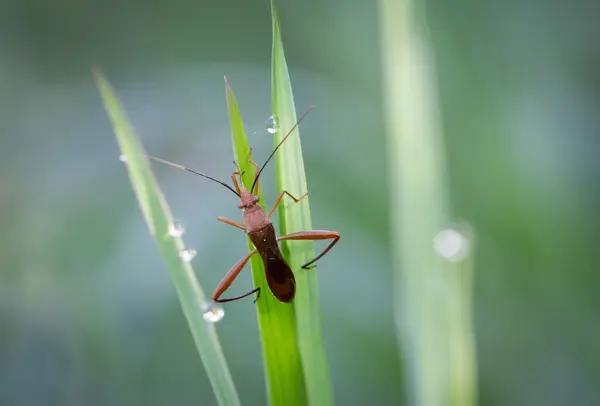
left=212, top=248, right=260, bottom=303
left=267, top=191, right=309, bottom=218
left=216, top=217, right=246, bottom=231
left=247, top=148, right=261, bottom=195
left=230, top=172, right=242, bottom=195
left=277, top=230, right=340, bottom=269
left=214, top=287, right=261, bottom=303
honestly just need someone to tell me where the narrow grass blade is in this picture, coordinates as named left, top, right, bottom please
left=377, top=1, right=478, bottom=406
left=270, top=2, right=334, bottom=405
left=224, top=78, right=307, bottom=406
left=94, top=70, right=241, bottom=406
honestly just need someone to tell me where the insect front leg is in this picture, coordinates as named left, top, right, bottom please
left=267, top=191, right=309, bottom=218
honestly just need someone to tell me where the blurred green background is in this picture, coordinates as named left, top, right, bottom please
left=1, top=0, right=598, bottom=405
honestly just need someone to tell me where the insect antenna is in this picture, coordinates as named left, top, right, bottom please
left=146, top=155, right=240, bottom=197
left=250, top=106, right=315, bottom=193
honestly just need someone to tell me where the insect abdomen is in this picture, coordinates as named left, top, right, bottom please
left=249, top=224, right=296, bottom=303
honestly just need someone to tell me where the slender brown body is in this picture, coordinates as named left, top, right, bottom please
left=240, top=187, right=295, bottom=302
left=214, top=166, right=302, bottom=303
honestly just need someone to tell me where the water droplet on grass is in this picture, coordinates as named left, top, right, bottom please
left=178, top=248, right=197, bottom=262
left=265, top=115, right=280, bottom=134
left=433, top=228, right=470, bottom=262
left=168, top=222, right=186, bottom=237
left=202, top=301, right=225, bottom=323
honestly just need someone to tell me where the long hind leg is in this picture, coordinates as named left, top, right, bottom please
left=212, top=249, right=261, bottom=303
left=277, top=230, right=340, bottom=269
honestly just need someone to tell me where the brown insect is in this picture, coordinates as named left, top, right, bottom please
left=148, top=108, right=339, bottom=303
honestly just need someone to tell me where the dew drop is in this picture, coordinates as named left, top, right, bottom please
left=168, top=222, right=186, bottom=237
left=265, top=115, right=280, bottom=134
left=119, top=154, right=127, bottom=162
left=178, top=248, right=197, bottom=262
left=433, top=228, right=470, bottom=262
left=202, top=301, right=225, bottom=323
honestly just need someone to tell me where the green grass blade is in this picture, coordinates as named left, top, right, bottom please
left=94, top=70, right=242, bottom=406
left=224, top=78, right=307, bottom=406
left=270, top=2, right=334, bottom=406
left=377, top=1, right=478, bottom=405
left=446, top=228, right=477, bottom=406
